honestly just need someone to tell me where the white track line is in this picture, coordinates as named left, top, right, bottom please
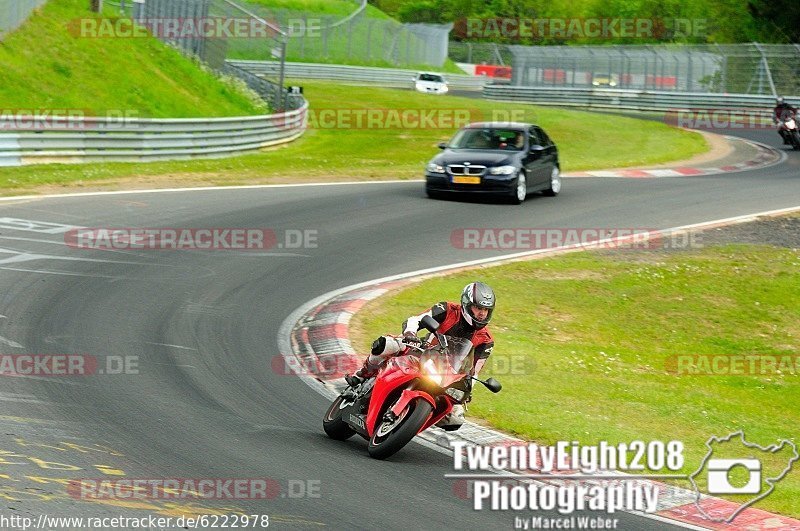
left=0, top=180, right=419, bottom=202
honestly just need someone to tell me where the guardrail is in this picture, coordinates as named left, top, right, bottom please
left=483, top=85, right=798, bottom=115
left=0, top=104, right=308, bottom=167
left=0, top=0, right=46, bottom=40
left=229, top=60, right=488, bottom=91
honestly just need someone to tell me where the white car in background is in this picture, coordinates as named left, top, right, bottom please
left=412, top=72, right=449, bottom=94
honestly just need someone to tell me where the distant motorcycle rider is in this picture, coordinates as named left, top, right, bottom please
left=345, top=282, right=496, bottom=429
left=773, top=96, right=798, bottom=145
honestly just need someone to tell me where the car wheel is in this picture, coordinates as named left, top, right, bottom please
left=543, top=166, right=561, bottom=197
left=511, top=171, right=527, bottom=204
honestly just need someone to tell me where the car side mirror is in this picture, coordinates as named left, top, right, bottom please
left=437, top=142, right=447, bottom=150
left=420, top=315, right=439, bottom=333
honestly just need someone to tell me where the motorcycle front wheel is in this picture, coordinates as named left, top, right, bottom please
left=367, top=397, right=433, bottom=459
left=323, top=394, right=356, bottom=440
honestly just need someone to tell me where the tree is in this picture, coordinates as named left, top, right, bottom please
left=748, top=0, right=800, bottom=42
left=397, top=0, right=447, bottom=23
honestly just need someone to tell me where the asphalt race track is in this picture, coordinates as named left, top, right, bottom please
left=0, top=127, right=797, bottom=529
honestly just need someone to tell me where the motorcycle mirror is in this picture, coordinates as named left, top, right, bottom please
left=483, top=377, right=502, bottom=393
left=420, top=315, right=439, bottom=333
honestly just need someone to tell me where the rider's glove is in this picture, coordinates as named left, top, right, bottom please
left=403, top=331, right=422, bottom=346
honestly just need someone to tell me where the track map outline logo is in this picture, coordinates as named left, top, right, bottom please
left=688, top=431, right=799, bottom=523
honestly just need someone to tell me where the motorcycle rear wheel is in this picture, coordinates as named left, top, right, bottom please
left=323, top=395, right=357, bottom=440
left=367, top=397, right=433, bottom=460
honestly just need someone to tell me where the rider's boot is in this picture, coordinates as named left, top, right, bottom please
left=344, top=336, right=403, bottom=387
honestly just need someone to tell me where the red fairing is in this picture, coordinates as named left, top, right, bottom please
left=365, top=354, right=422, bottom=436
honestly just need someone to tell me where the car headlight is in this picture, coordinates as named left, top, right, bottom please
left=592, top=81, right=600, bottom=86
left=426, top=162, right=445, bottom=173
left=423, top=359, right=443, bottom=385
left=440, top=85, right=449, bottom=93
left=489, top=165, right=517, bottom=175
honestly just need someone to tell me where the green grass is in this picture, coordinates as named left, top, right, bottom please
left=0, top=80, right=707, bottom=194
left=0, top=0, right=265, bottom=118
left=351, top=242, right=800, bottom=517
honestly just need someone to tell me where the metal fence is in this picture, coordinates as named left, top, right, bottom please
left=0, top=0, right=47, bottom=39
left=230, top=60, right=487, bottom=90
left=502, top=43, right=800, bottom=96
left=483, top=85, right=799, bottom=115
left=449, top=42, right=513, bottom=66
left=223, top=1, right=452, bottom=67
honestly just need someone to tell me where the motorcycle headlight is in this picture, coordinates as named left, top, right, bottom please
left=427, top=162, right=445, bottom=174
left=489, top=165, right=517, bottom=175
left=423, top=359, right=443, bottom=385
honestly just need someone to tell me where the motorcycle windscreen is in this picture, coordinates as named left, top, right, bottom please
left=419, top=335, right=474, bottom=387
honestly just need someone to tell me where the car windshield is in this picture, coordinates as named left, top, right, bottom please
left=419, top=74, right=444, bottom=83
left=448, top=128, right=525, bottom=151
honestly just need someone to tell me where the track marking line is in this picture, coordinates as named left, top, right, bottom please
left=0, top=334, right=24, bottom=348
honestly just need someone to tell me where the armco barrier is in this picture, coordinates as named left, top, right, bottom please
left=0, top=103, right=308, bottom=167
left=0, top=0, right=47, bottom=40
left=229, top=60, right=488, bottom=91
left=483, top=85, right=797, bottom=114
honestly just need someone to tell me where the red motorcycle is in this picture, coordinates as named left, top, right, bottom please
left=323, top=316, right=501, bottom=459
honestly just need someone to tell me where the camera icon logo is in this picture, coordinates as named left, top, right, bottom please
left=688, top=431, right=798, bottom=523
left=706, top=458, right=761, bottom=494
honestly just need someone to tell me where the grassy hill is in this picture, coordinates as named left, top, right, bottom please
left=0, top=0, right=266, bottom=118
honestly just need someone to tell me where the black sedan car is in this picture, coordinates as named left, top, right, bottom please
left=425, top=122, right=561, bottom=204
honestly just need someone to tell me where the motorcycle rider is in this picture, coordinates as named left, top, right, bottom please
left=773, top=96, right=798, bottom=145
left=345, top=281, right=496, bottom=429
